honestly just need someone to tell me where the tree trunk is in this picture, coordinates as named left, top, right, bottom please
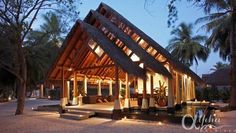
left=15, top=31, right=27, bottom=115
left=15, top=57, right=27, bottom=115
left=230, top=1, right=236, bottom=109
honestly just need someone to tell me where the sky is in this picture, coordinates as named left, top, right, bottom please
left=36, top=0, right=229, bottom=77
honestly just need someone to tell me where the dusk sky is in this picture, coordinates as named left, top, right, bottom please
left=36, top=0, right=229, bottom=76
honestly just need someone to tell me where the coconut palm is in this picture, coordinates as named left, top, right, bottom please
left=193, top=0, right=236, bottom=109
left=210, top=61, right=229, bottom=72
left=166, top=22, right=209, bottom=67
left=26, top=12, right=65, bottom=47
left=195, top=2, right=231, bottom=61
left=25, top=12, right=63, bottom=93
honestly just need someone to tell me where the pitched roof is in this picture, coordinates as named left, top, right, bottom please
left=46, top=20, right=146, bottom=81
left=85, top=10, right=172, bottom=78
left=95, top=3, right=202, bottom=83
left=46, top=2, right=202, bottom=84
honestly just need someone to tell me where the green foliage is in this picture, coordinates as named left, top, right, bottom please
left=195, top=1, right=231, bottom=61
left=24, top=12, right=63, bottom=93
left=154, top=80, right=167, bottom=98
left=49, top=89, right=60, bottom=100
left=196, top=89, right=204, bottom=101
left=120, top=88, right=125, bottom=98
left=210, top=61, right=230, bottom=71
left=166, top=22, right=210, bottom=67
left=196, top=87, right=230, bottom=102
left=219, top=88, right=230, bottom=101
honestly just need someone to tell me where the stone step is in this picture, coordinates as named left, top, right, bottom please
left=65, top=109, right=95, bottom=116
left=60, top=113, right=89, bottom=120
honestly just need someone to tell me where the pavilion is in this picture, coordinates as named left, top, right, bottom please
left=46, top=3, right=203, bottom=117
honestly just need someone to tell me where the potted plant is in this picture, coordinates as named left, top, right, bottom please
left=154, top=80, right=167, bottom=107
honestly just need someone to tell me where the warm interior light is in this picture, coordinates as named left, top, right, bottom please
left=130, top=53, right=140, bottom=62
left=68, top=68, right=72, bottom=71
left=127, top=49, right=132, bottom=55
left=158, top=121, right=163, bottom=125
left=184, top=74, right=188, bottom=79
left=139, top=63, right=144, bottom=68
left=88, top=39, right=97, bottom=49
left=94, top=46, right=104, bottom=57
left=209, top=125, right=213, bottom=129
left=156, top=54, right=167, bottom=62
left=139, top=39, right=145, bottom=45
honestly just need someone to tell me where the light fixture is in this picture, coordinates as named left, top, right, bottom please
left=158, top=121, right=163, bottom=125
left=68, top=68, right=72, bottom=71
left=209, top=125, right=213, bottom=129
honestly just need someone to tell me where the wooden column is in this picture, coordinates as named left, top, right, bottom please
left=67, top=81, right=70, bottom=101
left=141, top=73, right=148, bottom=110
left=50, top=84, right=54, bottom=90
left=176, top=72, right=181, bottom=105
left=149, top=74, right=155, bottom=108
left=124, top=73, right=130, bottom=109
left=119, top=80, right=122, bottom=98
left=192, top=80, right=196, bottom=99
left=60, top=68, right=68, bottom=108
left=72, top=72, right=78, bottom=105
left=113, top=66, right=121, bottom=110
left=109, top=80, right=113, bottom=96
left=40, top=84, right=44, bottom=98
left=186, top=77, right=191, bottom=101
left=182, top=75, right=186, bottom=103
left=84, top=76, right=87, bottom=96
left=98, top=79, right=102, bottom=96
left=167, top=68, right=175, bottom=113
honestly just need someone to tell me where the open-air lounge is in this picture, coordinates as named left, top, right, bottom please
left=45, top=3, right=204, bottom=120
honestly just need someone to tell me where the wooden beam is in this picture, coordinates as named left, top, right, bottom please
left=77, top=64, right=115, bottom=71
left=89, top=11, right=172, bottom=78
left=78, top=20, right=146, bottom=78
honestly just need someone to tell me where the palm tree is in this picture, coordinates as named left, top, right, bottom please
left=24, top=12, right=63, bottom=96
left=166, top=22, right=209, bottom=67
left=195, top=2, right=231, bottom=61
left=193, top=0, right=236, bottom=109
left=26, top=12, right=65, bottom=47
left=210, top=61, right=230, bottom=72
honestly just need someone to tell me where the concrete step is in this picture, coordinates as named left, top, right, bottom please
left=66, top=109, right=95, bottom=116
left=60, top=109, right=95, bottom=120
left=60, top=113, right=89, bottom=120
